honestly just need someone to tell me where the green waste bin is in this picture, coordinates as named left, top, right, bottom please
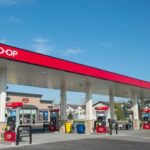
left=65, top=122, right=72, bottom=133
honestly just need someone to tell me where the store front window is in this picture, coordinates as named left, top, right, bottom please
left=43, top=111, right=48, bottom=121
left=38, top=110, right=49, bottom=123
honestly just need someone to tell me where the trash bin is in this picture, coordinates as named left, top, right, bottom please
left=65, top=122, right=72, bottom=133
left=76, top=124, right=85, bottom=134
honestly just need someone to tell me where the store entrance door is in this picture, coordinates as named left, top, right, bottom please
left=20, top=109, right=37, bottom=124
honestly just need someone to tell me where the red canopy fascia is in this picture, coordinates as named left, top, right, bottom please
left=1, top=43, right=150, bottom=89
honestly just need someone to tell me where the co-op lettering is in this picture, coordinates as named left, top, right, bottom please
left=0, top=46, right=18, bottom=57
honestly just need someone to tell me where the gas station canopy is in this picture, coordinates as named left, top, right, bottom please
left=0, top=43, right=150, bottom=99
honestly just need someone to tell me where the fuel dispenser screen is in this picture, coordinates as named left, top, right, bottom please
left=9, top=110, right=16, bottom=117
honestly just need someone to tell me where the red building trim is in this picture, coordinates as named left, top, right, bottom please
left=1, top=43, right=150, bottom=89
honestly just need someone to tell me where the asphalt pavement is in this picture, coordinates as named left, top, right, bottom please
left=0, top=130, right=150, bottom=150
left=0, top=138, right=150, bottom=150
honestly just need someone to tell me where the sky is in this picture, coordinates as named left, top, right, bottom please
left=0, top=0, right=150, bottom=104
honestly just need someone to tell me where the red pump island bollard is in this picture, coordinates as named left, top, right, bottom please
left=4, top=131, right=16, bottom=142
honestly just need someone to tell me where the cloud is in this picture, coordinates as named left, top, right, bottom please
left=60, top=48, right=84, bottom=56
left=32, top=37, right=52, bottom=54
left=32, top=37, right=84, bottom=56
left=99, top=42, right=112, bottom=48
left=9, top=15, right=22, bottom=23
left=33, top=37, right=49, bottom=44
left=0, top=38, right=8, bottom=43
left=0, top=0, right=33, bottom=6
left=0, top=0, right=18, bottom=5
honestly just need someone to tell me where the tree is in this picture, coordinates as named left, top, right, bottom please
left=114, top=103, right=125, bottom=120
left=68, top=111, right=73, bottom=120
left=115, top=101, right=132, bottom=121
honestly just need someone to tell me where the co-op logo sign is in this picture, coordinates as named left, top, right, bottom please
left=0, top=46, right=18, bottom=57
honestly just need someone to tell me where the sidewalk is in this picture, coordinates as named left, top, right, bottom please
left=0, top=132, right=111, bottom=149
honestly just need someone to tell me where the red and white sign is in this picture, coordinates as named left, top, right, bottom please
left=95, top=106, right=109, bottom=111
left=6, top=102, right=23, bottom=108
left=96, top=126, right=107, bottom=133
left=22, top=98, right=29, bottom=103
left=143, top=123, right=150, bottom=129
left=1, top=43, right=150, bottom=89
left=141, top=108, right=150, bottom=113
left=0, top=46, right=18, bottom=57
left=4, top=131, right=16, bottom=142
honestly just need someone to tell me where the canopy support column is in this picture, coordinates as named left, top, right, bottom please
left=59, top=79, right=67, bottom=132
left=140, top=95, right=145, bottom=109
left=0, top=68, right=7, bottom=122
left=0, top=68, right=7, bottom=140
left=132, top=92, right=140, bottom=130
left=109, top=87, right=115, bottom=120
left=85, top=83, right=93, bottom=133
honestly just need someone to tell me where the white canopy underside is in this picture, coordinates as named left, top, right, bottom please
left=1, top=58, right=150, bottom=99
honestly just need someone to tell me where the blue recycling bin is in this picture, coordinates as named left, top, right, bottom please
left=76, top=124, right=85, bottom=134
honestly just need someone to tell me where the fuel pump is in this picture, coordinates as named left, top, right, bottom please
left=141, top=107, right=150, bottom=129
left=49, top=109, right=59, bottom=132
left=94, top=106, right=109, bottom=133
left=4, top=102, right=22, bottom=142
